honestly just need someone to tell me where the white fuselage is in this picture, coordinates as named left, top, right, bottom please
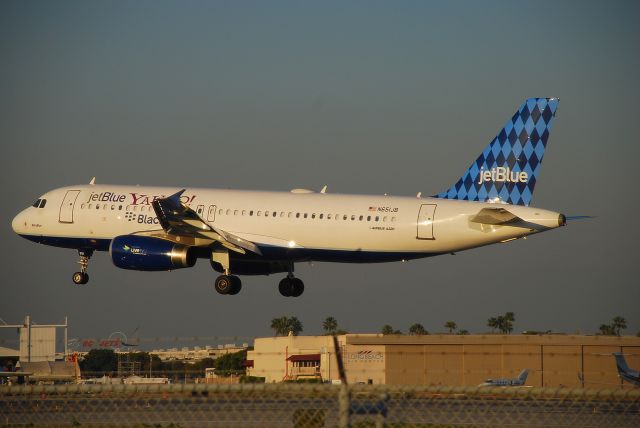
left=12, top=184, right=563, bottom=263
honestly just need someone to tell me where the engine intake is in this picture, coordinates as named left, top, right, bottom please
left=110, top=235, right=197, bottom=271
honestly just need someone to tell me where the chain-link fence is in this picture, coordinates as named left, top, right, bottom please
left=1, top=383, right=639, bottom=427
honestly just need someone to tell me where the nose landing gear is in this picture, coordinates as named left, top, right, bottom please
left=72, top=249, right=93, bottom=285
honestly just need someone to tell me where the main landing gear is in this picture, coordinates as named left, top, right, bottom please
left=214, top=274, right=242, bottom=295
left=72, top=249, right=93, bottom=285
left=211, top=249, right=305, bottom=297
left=279, top=274, right=304, bottom=297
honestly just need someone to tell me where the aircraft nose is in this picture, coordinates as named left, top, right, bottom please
left=12, top=210, right=26, bottom=234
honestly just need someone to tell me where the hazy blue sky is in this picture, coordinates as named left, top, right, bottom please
left=1, top=1, right=639, bottom=349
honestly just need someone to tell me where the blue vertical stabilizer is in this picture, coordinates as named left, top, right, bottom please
left=436, top=98, right=559, bottom=206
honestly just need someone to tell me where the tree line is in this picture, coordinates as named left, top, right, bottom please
left=79, top=349, right=247, bottom=378
left=270, top=314, right=633, bottom=336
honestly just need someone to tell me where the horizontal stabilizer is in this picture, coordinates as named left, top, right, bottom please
left=565, top=215, right=593, bottom=221
left=470, top=207, right=523, bottom=225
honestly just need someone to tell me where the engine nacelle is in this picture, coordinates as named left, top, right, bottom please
left=110, top=235, right=197, bottom=271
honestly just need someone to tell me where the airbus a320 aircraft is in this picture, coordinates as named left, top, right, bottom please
left=12, top=98, right=570, bottom=297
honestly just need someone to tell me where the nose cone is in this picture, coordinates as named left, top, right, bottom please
left=12, top=210, right=26, bottom=234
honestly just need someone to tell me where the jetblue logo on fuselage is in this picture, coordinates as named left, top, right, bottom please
left=477, top=167, right=528, bottom=184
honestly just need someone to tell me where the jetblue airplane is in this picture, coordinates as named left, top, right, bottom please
left=12, top=98, right=568, bottom=297
left=613, top=353, right=640, bottom=387
left=478, top=369, right=529, bottom=387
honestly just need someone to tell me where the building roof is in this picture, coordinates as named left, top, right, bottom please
left=0, top=346, right=19, bottom=357
left=17, top=361, right=80, bottom=379
left=345, top=334, right=640, bottom=346
left=287, top=354, right=320, bottom=362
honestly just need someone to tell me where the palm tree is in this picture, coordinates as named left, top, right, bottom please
left=444, top=321, right=457, bottom=334
left=381, top=325, right=394, bottom=335
left=323, top=317, right=338, bottom=334
left=270, top=316, right=289, bottom=336
left=288, top=317, right=303, bottom=336
left=409, top=323, right=428, bottom=335
left=611, top=316, right=627, bottom=336
left=487, top=317, right=498, bottom=333
left=599, top=323, right=615, bottom=336
left=270, top=316, right=303, bottom=336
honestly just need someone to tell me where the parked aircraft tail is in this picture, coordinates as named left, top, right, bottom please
left=517, top=369, right=529, bottom=383
left=436, top=98, right=559, bottom=206
left=614, top=353, right=632, bottom=372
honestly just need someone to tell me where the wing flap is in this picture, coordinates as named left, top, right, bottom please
left=152, top=189, right=262, bottom=255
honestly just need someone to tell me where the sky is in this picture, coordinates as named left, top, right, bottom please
left=1, top=0, right=639, bottom=350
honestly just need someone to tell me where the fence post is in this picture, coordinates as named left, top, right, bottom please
left=338, top=384, right=350, bottom=428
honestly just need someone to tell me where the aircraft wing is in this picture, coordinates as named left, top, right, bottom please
left=151, top=189, right=262, bottom=255
left=470, top=207, right=523, bottom=225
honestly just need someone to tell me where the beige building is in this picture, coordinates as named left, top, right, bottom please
left=247, top=334, right=640, bottom=388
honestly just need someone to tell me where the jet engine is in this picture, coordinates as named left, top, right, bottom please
left=110, top=235, right=197, bottom=271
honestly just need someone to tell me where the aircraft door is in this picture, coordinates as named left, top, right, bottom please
left=59, top=190, right=81, bottom=223
left=207, top=205, right=217, bottom=222
left=417, top=204, right=437, bottom=240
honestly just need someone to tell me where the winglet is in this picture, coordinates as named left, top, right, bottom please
left=89, top=177, right=96, bottom=185
left=320, top=185, right=328, bottom=194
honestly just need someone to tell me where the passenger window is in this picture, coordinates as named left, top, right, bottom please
left=311, top=213, right=316, bottom=219
left=219, top=209, right=223, bottom=215
left=296, top=213, right=300, bottom=218
left=39, top=199, right=47, bottom=208
left=375, top=216, right=379, bottom=222
left=320, top=214, right=324, bottom=219
left=367, top=216, right=371, bottom=221
left=119, top=205, right=123, bottom=210
left=359, top=215, right=363, bottom=221
left=383, top=216, right=388, bottom=222
left=391, top=217, right=396, bottom=222
left=288, top=212, right=292, bottom=218
left=273, top=212, right=277, bottom=217
left=250, top=210, right=254, bottom=216
left=280, top=212, right=285, bottom=217
left=96, top=205, right=100, bottom=210
left=32, top=199, right=41, bottom=208
left=88, top=204, right=92, bottom=209
left=327, top=214, right=332, bottom=219
left=304, top=213, right=308, bottom=219
left=242, top=210, right=246, bottom=216
left=132, top=206, right=137, bottom=211
left=81, top=203, right=85, bottom=209
left=343, top=215, right=347, bottom=220
left=265, top=211, right=270, bottom=217
left=111, top=205, right=115, bottom=210
left=351, top=215, right=355, bottom=221
left=258, top=211, right=262, bottom=216
left=234, top=210, right=238, bottom=215
left=226, top=209, right=231, bottom=215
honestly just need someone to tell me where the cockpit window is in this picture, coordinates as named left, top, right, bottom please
left=32, top=198, right=47, bottom=208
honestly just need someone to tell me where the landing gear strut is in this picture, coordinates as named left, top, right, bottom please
left=279, top=273, right=304, bottom=297
left=211, top=248, right=242, bottom=295
left=72, top=249, right=93, bottom=285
